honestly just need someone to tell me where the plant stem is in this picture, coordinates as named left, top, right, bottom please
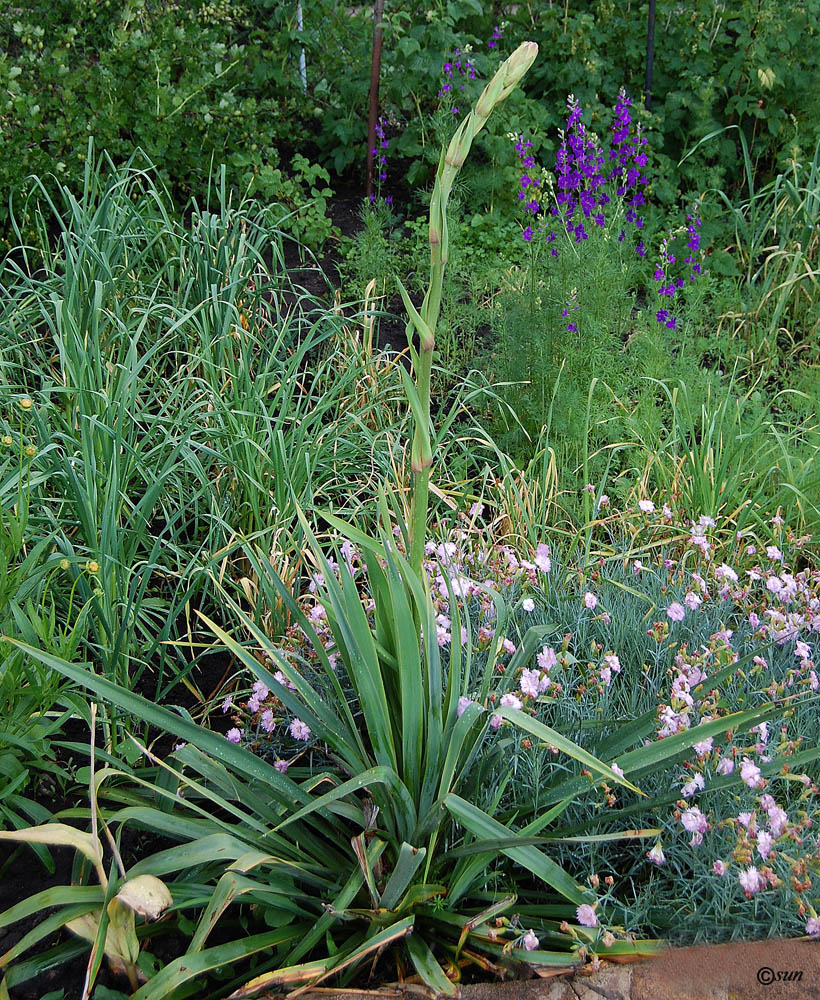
left=403, top=42, right=539, bottom=578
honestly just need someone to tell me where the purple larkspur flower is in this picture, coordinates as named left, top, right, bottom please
left=488, top=24, right=504, bottom=48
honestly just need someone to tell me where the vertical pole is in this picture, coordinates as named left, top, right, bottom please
left=366, top=0, right=386, bottom=200
left=296, top=1, right=307, bottom=92
left=645, top=0, right=656, bottom=110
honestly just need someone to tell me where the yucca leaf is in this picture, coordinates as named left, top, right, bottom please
left=231, top=916, right=414, bottom=999
left=611, top=699, right=798, bottom=777
left=188, top=869, right=299, bottom=953
left=129, top=927, right=303, bottom=1000
left=274, top=766, right=415, bottom=835
left=494, top=706, right=644, bottom=797
left=293, top=511, right=400, bottom=779
left=444, top=794, right=591, bottom=906
left=282, top=838, right=382, bottom=967
left=127, top=833, right=275, bottom=878
left=1, top=638, right=310, bottom=809
left=475, top=939, right=580, bottom=968
left=405, top=933, right=458, bottom=996
left=379, top=843, right=426, bottom=911
left=380, top=542, right=424, bottom=798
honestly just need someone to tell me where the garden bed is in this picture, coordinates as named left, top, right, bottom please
left=1, top=12, right=819, bottom=1000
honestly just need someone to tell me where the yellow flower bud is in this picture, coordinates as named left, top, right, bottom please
left=60, top=559, right=70, bottom=570
left=25, top=444, right=36, bottom=457
left=87, top=560, right=99, bottom=574
left=2, top=435, right=11, bottom=446
left=19, top=397, right=33, bottom=410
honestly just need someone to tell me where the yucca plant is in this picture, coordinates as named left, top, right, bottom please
left=3, top=539, right=792, bottom=997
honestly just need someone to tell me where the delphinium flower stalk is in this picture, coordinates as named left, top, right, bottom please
left=438, top=47, right=477, bottom=117
left=608, top=88, right=649, bottom=250
left=370, top=116, right=392, bottom=205
left=399, top=41, right=539, bottom=578
left=512, top=89, right=653, bottom=337
left=654, top=212, right=704, bottom=330
left=552, top=95, right=608, bottom=248
left=513, top=133, right=542, bottom=313
left=515, top=134, right=541, bottom=228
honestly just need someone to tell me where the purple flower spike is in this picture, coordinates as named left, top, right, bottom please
left=370, top=116, right=395, bottom=206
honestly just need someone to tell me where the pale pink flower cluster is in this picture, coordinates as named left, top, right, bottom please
left=738, top=866, right=765, bottom=896
left=684, top=590, right=702, bottom=610
left=289, top=718, right=311, bottom=741
left=681, top=773, right=705, bottom=798
left=680, top=805, right=708, bottom=846
left=457, top=696, right=474, bottom=717
left=740, top=757, right=764, bottom=789
left=646, top=842, right=666, bottom=865
left=599, top=652, right=621, bottom=686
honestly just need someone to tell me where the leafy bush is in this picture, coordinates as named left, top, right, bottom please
left=0, top=0, right=336, bottom=249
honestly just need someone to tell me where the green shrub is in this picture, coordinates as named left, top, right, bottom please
left=0, top=0, right=336, bottom=250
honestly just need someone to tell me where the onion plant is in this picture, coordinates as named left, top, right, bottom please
left=687, top=129, right=820, bottom=359
left=620, top=377, right=820, bottom=536
left=0, top=148, right=421, bottom=712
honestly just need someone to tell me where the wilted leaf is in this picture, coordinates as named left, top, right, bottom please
left=115, top=875, right=173, bottom=920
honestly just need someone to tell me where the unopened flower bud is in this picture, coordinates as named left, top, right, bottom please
left=19, top=397, right=33, bottom=410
